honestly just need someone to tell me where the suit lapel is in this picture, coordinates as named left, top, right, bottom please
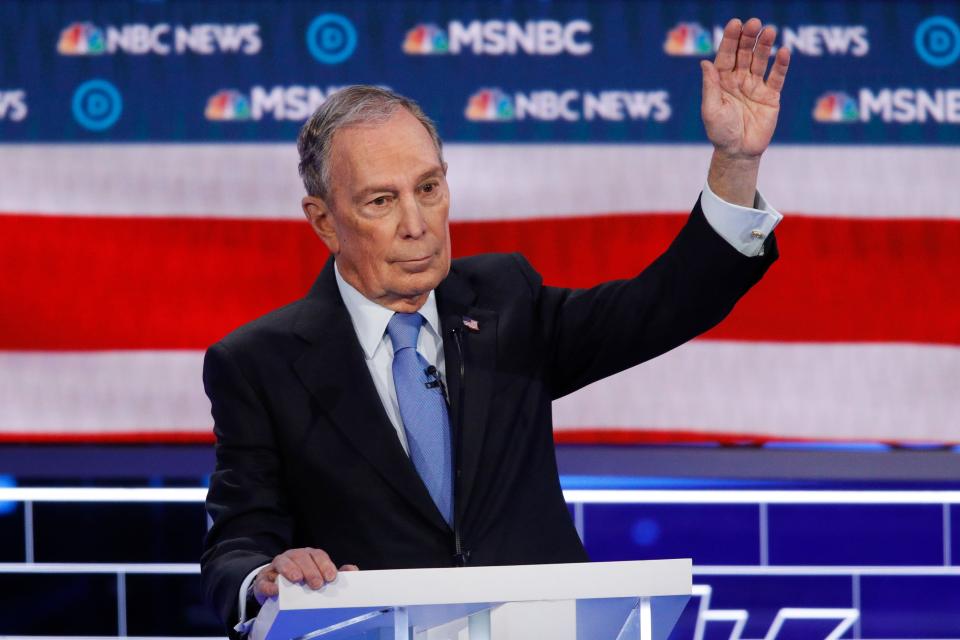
left=292, top=259, right=450, bottom=533
left=436, top=269, right=498, bottom=520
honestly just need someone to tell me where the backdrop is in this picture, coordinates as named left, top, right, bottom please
left=1, top=0, right=958, bottom=445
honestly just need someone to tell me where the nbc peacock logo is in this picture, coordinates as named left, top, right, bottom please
left=58, top=22, right=106, bottom=55
left=663, top=22, right=713, bottom=56
left=813, top=91, right=859, bottom=122
left=403, top=23, right=449, bottom=54
left=465, top=89, right=514, bottom=122
left=205, top=90, right=252, bottom=121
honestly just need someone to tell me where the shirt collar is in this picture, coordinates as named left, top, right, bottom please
left=333, top=260, right=441, bottom=360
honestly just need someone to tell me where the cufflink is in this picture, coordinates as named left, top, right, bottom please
left=750, top=229, right=765, bottom=239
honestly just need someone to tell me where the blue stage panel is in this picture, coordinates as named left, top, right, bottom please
left=951, top=505, right=958, bottom=566
left=860, top=575, right=960, bottom=638
left=583, top=504, right=760, bottom=564
left=671, top=575, right=854, bottom=640
left=768, top=504, right=944, bottom=565
left=33, top=502, right=206, bottom=562
left=126, top=574, right=222, bottom=635
left=0, top=573, right=118, bottom=634
left=0, top=502, right=26, bottom=562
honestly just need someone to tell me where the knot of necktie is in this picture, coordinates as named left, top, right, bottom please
left=386, top=312, right=424, bottom=354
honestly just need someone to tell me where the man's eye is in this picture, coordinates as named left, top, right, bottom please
left=371, top=196, right=388, bottom=206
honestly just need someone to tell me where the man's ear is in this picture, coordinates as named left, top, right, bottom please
left=302, top=195, right=340, bottom=254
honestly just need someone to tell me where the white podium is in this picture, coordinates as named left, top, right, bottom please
left=250, top=559, right=691, bottom=640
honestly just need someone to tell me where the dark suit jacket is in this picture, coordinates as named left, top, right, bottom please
left=201, top=200, right=777, bottom=631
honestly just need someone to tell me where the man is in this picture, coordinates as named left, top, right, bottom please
left=202, top=17, right=790, bottom=634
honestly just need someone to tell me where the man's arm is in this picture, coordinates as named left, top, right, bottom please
left=527, top=18, right=791, bottom=398
left=202, top=342, right=359, bottom=634
left=201, top=342, right=294, bottom=629
left=525, top=197, right=777, bottom=401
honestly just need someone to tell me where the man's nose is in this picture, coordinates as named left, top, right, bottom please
left=397, top=193, right=428, bottom=239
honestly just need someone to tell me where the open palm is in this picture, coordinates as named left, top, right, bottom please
left=701, top=18, right=791, bottom=158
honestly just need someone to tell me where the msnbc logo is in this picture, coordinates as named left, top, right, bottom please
left=58, top=22, right=106, bottom=55
left=664, top=22, right=713, bottom=56
left=403, top=24, right=449, bottom=54
left=405, top=20, right=591, bottom=56
left=465, top=89, right=514, bottom=121
left=205, top=90, right=252, bottom=121
left=813, top=92, right=859, bottom=122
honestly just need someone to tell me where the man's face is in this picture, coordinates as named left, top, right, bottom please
left=303, top=108, right=451, bottom=312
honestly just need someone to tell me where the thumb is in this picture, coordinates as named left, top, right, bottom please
left=700, top=60, right=722, bottom=112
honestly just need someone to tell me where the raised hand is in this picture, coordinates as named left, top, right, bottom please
left=701, top=17, right=791, bottom=159
left=701, top=18, right=791, bottom=207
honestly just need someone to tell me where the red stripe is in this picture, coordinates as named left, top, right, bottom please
left=2, top=212, right=958, bottom=349
left=0, top=431, right=215, bottom=444
left=2, top=428, right=952, bottom=446
left=553, top=428, right=959, bottom=447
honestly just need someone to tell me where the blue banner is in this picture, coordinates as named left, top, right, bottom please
left=0, top=0, right=958, bottom=142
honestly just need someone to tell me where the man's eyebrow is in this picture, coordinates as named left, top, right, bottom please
left=354, top=166, right=445, bottom=201
left=415, top=166, right=445, bottom=182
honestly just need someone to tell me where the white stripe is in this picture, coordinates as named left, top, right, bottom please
left=561, top=490, right=960, bottom=504
left=1, top=562, right=958, bottom=576
left=0, top=351, right=207, bottom=432
left=692, top=566, right=960, bottom=576
left=0, top=144, right=955, bottom=220
left=0, top=488, right=206, bottom=502
left=2, top=342, right=958, bottom=442
left=0, top=562, right=198, bottom=573
left=1, top=486, right=959, bottom=505
left=553, top=341, right=960, bottom=442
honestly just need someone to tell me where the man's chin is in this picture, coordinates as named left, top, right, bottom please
left=391, top=261, right=447, bottom=294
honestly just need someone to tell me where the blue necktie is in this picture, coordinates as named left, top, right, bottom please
left=386, top=312, right=453, bottom=525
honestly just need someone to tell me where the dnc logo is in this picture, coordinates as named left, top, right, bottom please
left=465, top=89, right=515, bottom=121
left=813, top=92, right=859, bottom=122
left=404, top=24, right=449, bottom=54
left=306, top=14, right=357, bottom=64
left=915, top=16, right=960, bottom=67
left=58, top=22, right=106, bottom=55
left=664, top=22, right=713, bottom=56
left=205, top=90, right=251, bottom=121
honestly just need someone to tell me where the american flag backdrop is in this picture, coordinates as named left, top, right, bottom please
left=1, top=1, right=958, bottom=446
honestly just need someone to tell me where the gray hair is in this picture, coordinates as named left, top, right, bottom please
left=297, top=85, right=444, bottom=199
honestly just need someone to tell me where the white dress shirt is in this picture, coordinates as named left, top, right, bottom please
left=233, top=185, right=782, bottom=628
left=333, top=262, right=447, bottom=454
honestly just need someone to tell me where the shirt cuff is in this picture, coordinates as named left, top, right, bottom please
left=235, top=563, right=269, bottom=631
left=700, top=180, right=783, bottom=257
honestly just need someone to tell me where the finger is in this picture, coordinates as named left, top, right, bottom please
left=714, top=18, right=742, bottom=72
left=700, top=60, right=722, bottom=112
left=288, top=549, right=326, bottom=589
left=309, top=548, right=338, bottom=583
left=750, top=26, right=776, bottom=77
left=339, top=564, right=360, bottom=572
left=271, top=554, right=304, bottom=583
left=735, top=17, right=763, bottom=71
left=255, top=577, right=279, bottom=602
left=766, top=46, right=791, bottom=93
